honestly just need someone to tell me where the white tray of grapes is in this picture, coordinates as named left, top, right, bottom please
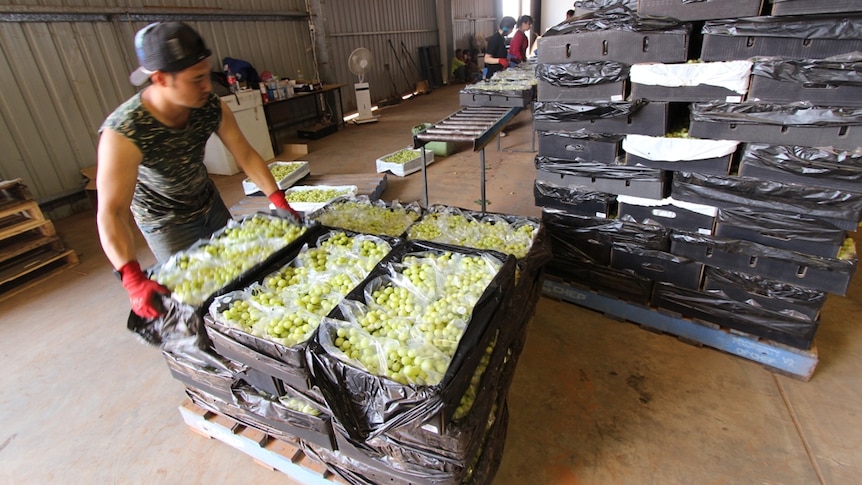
left=280, top=185, right=358, bottom=214
left=376, top=146, right=435, bottom=177
left=243, top=161, right=311, bottom=195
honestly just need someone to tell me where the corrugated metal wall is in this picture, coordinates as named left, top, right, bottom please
left=0, top=0, right=499, bottom=209
left=322, top=0, right=438, bottom=112
left=0, top=0, right=312, bottom=208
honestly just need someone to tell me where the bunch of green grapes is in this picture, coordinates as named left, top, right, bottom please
left=313, top=200, right=420, bottom=237
left=383, top=149, right=421, bottom=164
left=280, top=396, right=322, bottom=416
left=216, top=232, right=392, bottom=347
left=666, top=128, right=690, bottom=139
left=331, top=251, right=503, bottom=386
left=407, top=212, right=538, bottom=259
left=452, top=337, right=497, bottom=421
left=286, top=188, right=352, bottom=203
left=153, top=215, right=307, bottom=305
left=270, top=162, right=302, bottom=180
left=838, top=237, right=857, bottom=261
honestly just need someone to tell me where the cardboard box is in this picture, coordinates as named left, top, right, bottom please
left=81, top=166, right=98, bottom=209
left=631, top=83, right=744, bottom=103
left=534, top=182, right=617, bottom=218
left=618, top=195, right=717, bottom=235
left=624, top=153, right=733, bottom=176
left=375, top=147, right=435, bottom=177
left=278, top=143, right=309, bottom=161
left=639, top=0, right=764, bottom=21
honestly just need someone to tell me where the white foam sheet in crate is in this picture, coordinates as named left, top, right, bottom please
left=630, top=60, right=752, bottom=93
left=624, top=134, right=739, bottom=161
left=279, top=185, right=358, bottom=213
left=242, top=161, right=310, bottom=195
left=375, top=147, right=435, bottom=177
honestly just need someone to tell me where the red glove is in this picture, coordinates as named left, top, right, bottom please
left=499, top=58, right=509, bottom=69
left=118, top=261, right=169, bottom=319
left=268, top=191, right=302, bottom=224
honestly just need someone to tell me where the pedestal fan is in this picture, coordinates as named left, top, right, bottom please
left=348, top=47, right=379, bottom=124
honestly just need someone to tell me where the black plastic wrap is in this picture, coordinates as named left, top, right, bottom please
left=741, top=143, right=862, bottom=189
left=128, top=294, right=207, bottom=352
left=536, top=157, right=662, bottom=181
left=703, top=267, right=826, bottom=321
left=545, top=3, right=688, bottom=36
left=672, top=171, right=862, bottom=227
left=307, top=241, right=517, bottom=442
left=535, top=100, right=646, bottom=122
left=535, top=180, right=618, bottom=205
left=300, top=400, right=509, bottom=485
left=543, top=208, right=669, bottom=250
left=690, top=101, right=862, bottom=126
left=702, top=15, right=862, bottom=39
left=670, top=232, right=858, bottom=295
left=752, top=54, right=862, bottom=86
left=459, top=84, right=535, bottom=98
left=536, top=61, right=629, bottom=86
left=652, top=282, right=819, bottom=350
left=162, top=345, right=243, bottom=403
left=717, top=207, right=847, bottom=248
left=538, top=129, right=626, bottom=143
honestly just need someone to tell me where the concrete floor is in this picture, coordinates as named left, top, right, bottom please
left=2, top=84, right=861, bottom=484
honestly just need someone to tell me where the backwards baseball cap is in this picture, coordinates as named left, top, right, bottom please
left=129, top=22, right=212, bottom=86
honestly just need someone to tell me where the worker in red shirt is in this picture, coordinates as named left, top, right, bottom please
left=508, top=15, right=533, bottom=64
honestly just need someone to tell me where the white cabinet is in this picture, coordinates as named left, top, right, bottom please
left=203, top=91, right=275, bottom=175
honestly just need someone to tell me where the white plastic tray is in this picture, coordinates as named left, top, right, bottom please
left=282, top=184, right=358, bottom=213
left=375, top=147, right=435, bottom=177
left=242, top=161, right=310, bottom=195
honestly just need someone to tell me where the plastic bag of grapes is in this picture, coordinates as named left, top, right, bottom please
left=308, top=195, right=423, bottom=238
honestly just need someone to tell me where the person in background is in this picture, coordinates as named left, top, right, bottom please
left=97, top=21, right=301, bottom=319
left=508, top=15, right=533, bottom=64
left=566, top=9, right=576, bottom=22
left=484, top=16, right=517, bottom=79
left=450, top=48, right=467, bottom=83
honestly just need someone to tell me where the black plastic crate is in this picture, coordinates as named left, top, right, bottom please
left=631, top=83, right=745, bottom=103
left=715, top=207, right=847, bottom=259
left=534, top=101, right=669, bottom=136
left=738, top=144, right=862, bottom=195
left=538, top=80, right=627, bottom=102
left=670, top=233, right=857, bottom=295
left=538, top=27, right=690, bottom=64
left=624, top=152, right=733, bottom=176
left=536, top=161, right=668, bottom=200
left=545, top=262, right=655, bottom=306
left=618, top=196, right=717, bottom=235
left=771, top=0, right=862, bottom=16
left=163, top=349, right=240, bottom=404
left=459, top=90, right=533, bottom=108
left=639, top=0, right=764, bottom=21
left=651, top=282, right=819, bottom=350
left=534, top=181, right=618, bottom=218
left=307, top=240, right=517, bottom=442
left=703, top=266, right=826, bottom=322
left=671, top=171, right=862, bottom=232
left=748, top=75, right=862, bottom=108
left=701, top=15, right=862, bottom=61
left=206, top=324, right=312, bottom=393
left=537, top=131, right=621, bottom=163
left=611, top=243, right=704, bottom=289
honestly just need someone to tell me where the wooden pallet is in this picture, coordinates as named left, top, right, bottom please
left=179, top=400, right=347, bottom=485
left=230, top=173, right=389, bottom=218
left=542, top=277, right=819, bottom=381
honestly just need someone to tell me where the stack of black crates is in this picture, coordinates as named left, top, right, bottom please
left=154, top=204, right=551, bottom=485
left=535, top=1, right=862, bottom=353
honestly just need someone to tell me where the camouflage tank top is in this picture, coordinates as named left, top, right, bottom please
left=100, top=92, right=223, bottom=227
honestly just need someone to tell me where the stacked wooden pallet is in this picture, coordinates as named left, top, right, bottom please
left=0, top=179, right=78, bottom=297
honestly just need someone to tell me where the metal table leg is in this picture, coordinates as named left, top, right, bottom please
left=480, top=148, right=486, bottom=213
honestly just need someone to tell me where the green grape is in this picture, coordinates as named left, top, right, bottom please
left=383, top=149, right=421, bottom=164
left=286, top=188, right=353, bottom=203
left=152, top=215, right=307, bottom=305
left=279, top=396, right=321, bottom=416
left=312, top=200, right=420, bottom=236
left=407, top=211, right=538, bottom=259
